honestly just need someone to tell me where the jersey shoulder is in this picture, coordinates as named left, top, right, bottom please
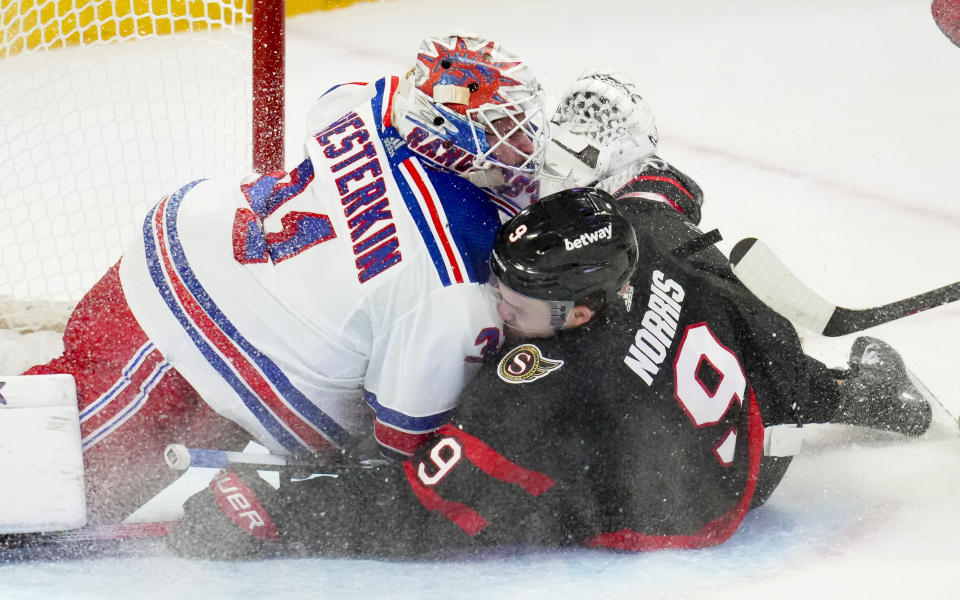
left=304, top=79, right=382, bottom=136
left=420, top=165, right=501, bottom=282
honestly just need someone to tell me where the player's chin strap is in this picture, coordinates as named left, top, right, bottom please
left=464, top=167, right=508, bottom=189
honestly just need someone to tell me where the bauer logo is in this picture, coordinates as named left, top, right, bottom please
left=497, top=344, right=564, bottom=384
left=564, top=224, right=612, bottom=250
left=210, top=470, right=280, bottom=542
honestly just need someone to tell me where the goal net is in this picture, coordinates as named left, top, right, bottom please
left=0, top=0, right=282, bottom=334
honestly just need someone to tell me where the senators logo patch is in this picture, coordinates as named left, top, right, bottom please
left=497, top=344, right=564, bottom=384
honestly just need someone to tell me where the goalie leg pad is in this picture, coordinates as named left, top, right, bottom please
left=0, top=374, right=86, bottom=533
left=20, top=263, right=253, bottom=524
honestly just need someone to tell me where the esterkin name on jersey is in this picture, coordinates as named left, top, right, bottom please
left=624, top=270, right=685, bottom=385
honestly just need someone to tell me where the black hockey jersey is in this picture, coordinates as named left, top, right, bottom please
left=171, top=200, right=810, bottom=559
left=397, top=200, right=807, bottom=552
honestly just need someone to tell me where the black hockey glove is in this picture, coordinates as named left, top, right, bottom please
left=166, top=468, right=284, bottom=559
left=167, top=462, right=415, bottom=559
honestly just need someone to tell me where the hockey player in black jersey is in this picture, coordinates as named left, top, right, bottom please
left=168, top=187, right=933, bottom=559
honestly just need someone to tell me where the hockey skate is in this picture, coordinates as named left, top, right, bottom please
left=833, top=337, right=933, bottom=437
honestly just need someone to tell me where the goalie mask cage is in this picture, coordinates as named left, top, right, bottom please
left=0, top=0, right=285, bottom=334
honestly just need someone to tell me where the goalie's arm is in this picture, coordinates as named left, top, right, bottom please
left=606, top=156, right=704, bottom=225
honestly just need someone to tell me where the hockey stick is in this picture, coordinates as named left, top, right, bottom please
left=2, top=448, right=385, bottom=559
left=163, top=444, right=390, bottom=471
left=0, top=521, right=176, bottom=562
left=163, top=444, right=288, bottom=470
left=730, top=237, right=960, bottom=336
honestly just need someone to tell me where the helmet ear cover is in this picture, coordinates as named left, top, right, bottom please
left=490, top=187, right=639, bottom=310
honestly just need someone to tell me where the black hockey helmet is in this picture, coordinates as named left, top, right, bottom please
left=489, top=187, right=639, bottom=307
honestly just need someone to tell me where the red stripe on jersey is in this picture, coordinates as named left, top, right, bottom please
left=374, top=420, right=434, bottom=456
left=616, top=191, right=683, bottom=214
left=153, top=200, right=333, bottom=452
left=403, top=461, right=489, bottom=536
left=401, top=160, right=465, bottom=283
left=439, top=424, right=556, bottom=497
left=382, top=76, right=399, bottom=128
left=486, top=191, right=521, bottom=217
left=79, top=347, right=167, bottom=437
left=585, top=388, right=765, bottom=551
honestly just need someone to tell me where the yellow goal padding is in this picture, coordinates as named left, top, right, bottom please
left=1, top=0, right=376, bottom=57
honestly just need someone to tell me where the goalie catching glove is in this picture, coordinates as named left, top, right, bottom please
left=543, top=69, right=659, bottom=190
left=543, top=70, right=703, bottom=224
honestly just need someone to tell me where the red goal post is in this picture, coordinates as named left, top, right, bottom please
left=253, top=0, right=286, bottom=174
left=0, top=0, right=286, bottom=334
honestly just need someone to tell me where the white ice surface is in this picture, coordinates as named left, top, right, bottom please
left=1, top=0, right=959, bottom=598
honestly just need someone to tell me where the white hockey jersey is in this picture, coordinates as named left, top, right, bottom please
left=119, top=77, right=504, bottom=457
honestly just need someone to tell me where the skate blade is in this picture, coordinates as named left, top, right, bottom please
left=905, top=367, right=958, bottom=436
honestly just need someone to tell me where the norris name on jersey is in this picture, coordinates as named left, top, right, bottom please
left=623, top=269, right=685, bottom=385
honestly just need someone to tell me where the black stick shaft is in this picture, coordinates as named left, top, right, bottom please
left=823, top=281, right=960, bottom=336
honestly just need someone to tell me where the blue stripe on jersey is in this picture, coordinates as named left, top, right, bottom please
left=321, top=82, right=364, bottom=99
left=372, top=78, right=387, bottom=133
left=372, top=78, right=499, bottom=284
left=79, top=341, right=155, bottom=421
left=142, top=181, right=352, bottom=451
left=390, top=160, right=452, bottom=287
left=142, top=184, right=303, bottom=452
left=82, top=361, right=172, bottom=451
left=369, top=78, right=452, bottom=285
left=160, top=187, right=353, bottom=447
left=422, top=170, right=500, bottom=283
left=364, top=390, right=455, bottom=433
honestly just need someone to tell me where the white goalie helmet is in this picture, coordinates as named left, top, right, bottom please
left=391, top=34, right=549, bottom=213
left=542, top=70, right=659, bottom=195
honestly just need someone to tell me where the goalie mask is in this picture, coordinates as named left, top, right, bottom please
left=392, top=34, right=549, bottom=214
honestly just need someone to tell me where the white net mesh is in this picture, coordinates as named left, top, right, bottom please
left=0, top=1, right=254, bottom=333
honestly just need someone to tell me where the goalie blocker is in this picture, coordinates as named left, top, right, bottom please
left=0, top=374, right=86, bottom=533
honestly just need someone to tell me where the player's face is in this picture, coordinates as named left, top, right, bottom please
left=491, top=280, right=565, bottom=338
left=485, top=114, right=535, bottom=167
